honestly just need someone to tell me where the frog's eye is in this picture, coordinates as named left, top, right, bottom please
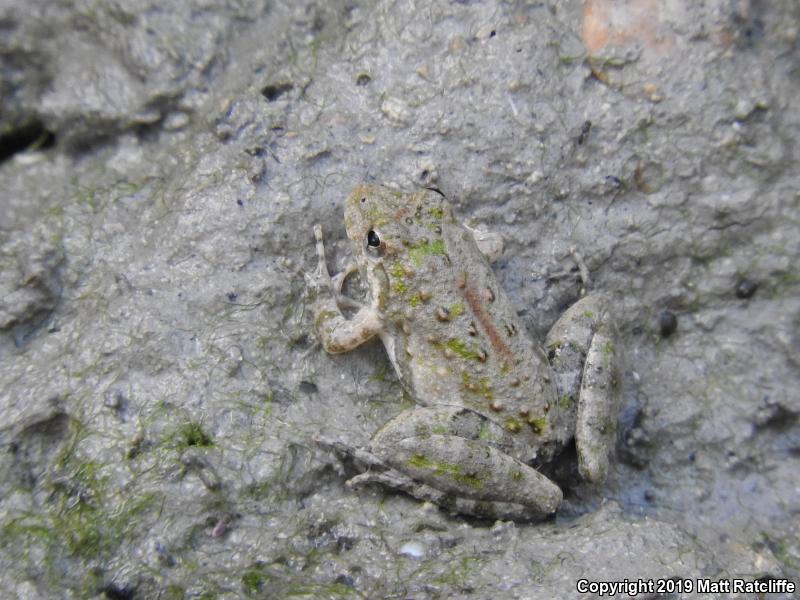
left=367, top=230, right=380, bottom=247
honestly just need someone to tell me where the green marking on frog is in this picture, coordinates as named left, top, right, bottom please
left=428, top=206, right=445, bottom=220
left=408, top=238, right=445, bottom=267
left=461, top=372, right=493, bottom=400
left=408, top=454, right=483, bottom=489
left=448, top=302, right=465, bottom=318
left=527, top=416, right=547, bottom=434
left=389, top=262, right=407, bottom=279
left=435, top=337, right=481, bottom=361
left=503, top=416, right=523, bottom=433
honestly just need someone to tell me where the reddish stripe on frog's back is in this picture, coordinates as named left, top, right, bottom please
left=462, top=279, right=514, bottom=361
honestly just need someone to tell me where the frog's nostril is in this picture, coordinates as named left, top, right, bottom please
left=361, top=197, right=366, bottom=203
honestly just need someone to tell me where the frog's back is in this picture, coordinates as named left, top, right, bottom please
left=365, top=188, right=573, bottom=459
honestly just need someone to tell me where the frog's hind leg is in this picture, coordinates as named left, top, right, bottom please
left=353, top=406, right=563, bottom=519
left=544, top=295, right=622, bottom=483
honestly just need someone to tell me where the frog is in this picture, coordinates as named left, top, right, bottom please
left=307, top=184, right=621, bottom=520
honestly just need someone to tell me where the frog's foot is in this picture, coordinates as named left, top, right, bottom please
left=348, top=467, right=545, bottom=521
left=364, top=406, right=563, bottom=518
left=316, top=437, right=418, bottom=487
left=315, top=436, right=390, bottom=471
left=546, top=247, right=592, bottom=295
left=545, top=294, right=622, bottom=482
left=569, top=246, right=591, bottom=295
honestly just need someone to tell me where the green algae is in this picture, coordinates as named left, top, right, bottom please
left=179, top=422, right=214, bottom=448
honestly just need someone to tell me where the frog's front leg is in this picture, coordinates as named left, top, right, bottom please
left=354, top=406, right=563, bottom=519
left=308, top=225, right=382, bottom=353
left=545, top=295, right=622, bottom=482
left=331, top=262, right=364, bottom=311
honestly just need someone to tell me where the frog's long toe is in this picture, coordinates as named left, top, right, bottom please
left=315, top=436, right=390, bottom=471
left=349, top=467, right=550, bottom=521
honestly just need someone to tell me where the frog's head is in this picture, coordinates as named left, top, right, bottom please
left=344, top=184, right=452, bottom=269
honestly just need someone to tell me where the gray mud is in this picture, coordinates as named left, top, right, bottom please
left=0, top=1, right=798, bottom=598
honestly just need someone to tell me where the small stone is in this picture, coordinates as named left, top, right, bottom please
left=658, top=310, right=678, bottom=337
left=381, top=97, right=410, bottom=123
left=436, top=307, right=451, bottom=321
left=475, top=25, right=497, bottom=41
left=735, top=278, right=758, bottom=299
left=449, top=35, right=467, bottom=54
left=490, top=401, right=504, bottom=412
left=164, top=111, right=190, bottom=130
left=643, top=83, right=663, bottom=102
left=398, top=540, right=426, bottom=559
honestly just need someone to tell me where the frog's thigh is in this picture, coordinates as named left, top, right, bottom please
left=368, top=406, right=562, bottom=515
left=544, top=295, right=622, bottom=482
